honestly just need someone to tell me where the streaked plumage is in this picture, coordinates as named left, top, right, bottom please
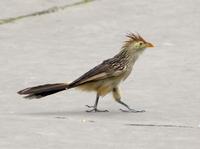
left=18, top=33, right=154, bottom=112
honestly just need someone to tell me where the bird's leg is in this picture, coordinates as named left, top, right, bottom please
left=117, top=100, right=145, bottom=113
left=86, top=94, right=109, bottom=112
left=112, top=87, right=145, bottom=113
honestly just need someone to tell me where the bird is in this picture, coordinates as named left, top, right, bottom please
left=17, top=33, right=154, bottom=112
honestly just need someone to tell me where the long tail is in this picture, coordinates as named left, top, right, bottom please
left=17, top=83, right=68, bottom=99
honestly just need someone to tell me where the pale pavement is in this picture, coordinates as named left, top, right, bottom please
left=0, top=0, right=200, bottom=148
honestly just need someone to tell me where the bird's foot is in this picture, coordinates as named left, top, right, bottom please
left=86, top=109, right=109, bottom=112
left=85, top=105, right=109, bottom=112
left=120, top=108, right=145, bottom=113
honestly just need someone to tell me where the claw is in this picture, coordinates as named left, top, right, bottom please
left=85, top=105, right=94, bottom=108
left=86, top=105, right=109, bottom=112
left=120, top=109, right=145, bottom=113
left=86, top=109, right=109, bottom=112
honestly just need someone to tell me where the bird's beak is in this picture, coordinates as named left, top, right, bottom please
left=146, top=42, right=154, bottom=48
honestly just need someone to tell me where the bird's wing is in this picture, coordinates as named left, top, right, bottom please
left=68, top=59, right=127, bottom=88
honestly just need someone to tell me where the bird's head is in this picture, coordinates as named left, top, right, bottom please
left=123, top=33, right=154, bottom=52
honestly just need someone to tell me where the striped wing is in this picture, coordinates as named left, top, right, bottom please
left=68, top=58, right=126, bottom=88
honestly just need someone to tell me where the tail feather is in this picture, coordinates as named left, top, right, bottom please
left=18, top=83, right=68, bottom=99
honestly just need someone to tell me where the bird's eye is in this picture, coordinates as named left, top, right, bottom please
left=139, top=42, right=143, bottom=46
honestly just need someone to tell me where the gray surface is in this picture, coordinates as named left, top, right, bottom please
left=0, top=0, right=200, bottom=148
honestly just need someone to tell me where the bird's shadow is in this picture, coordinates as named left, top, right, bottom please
left=19, top=110, right=123, bottom=118
left=17, top=111, right=196, bottom=129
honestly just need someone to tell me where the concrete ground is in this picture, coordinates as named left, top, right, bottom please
left=0, top=0, right=200, bottom=148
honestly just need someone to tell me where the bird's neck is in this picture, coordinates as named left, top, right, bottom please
left=115, top=48, right=144, bottom=62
